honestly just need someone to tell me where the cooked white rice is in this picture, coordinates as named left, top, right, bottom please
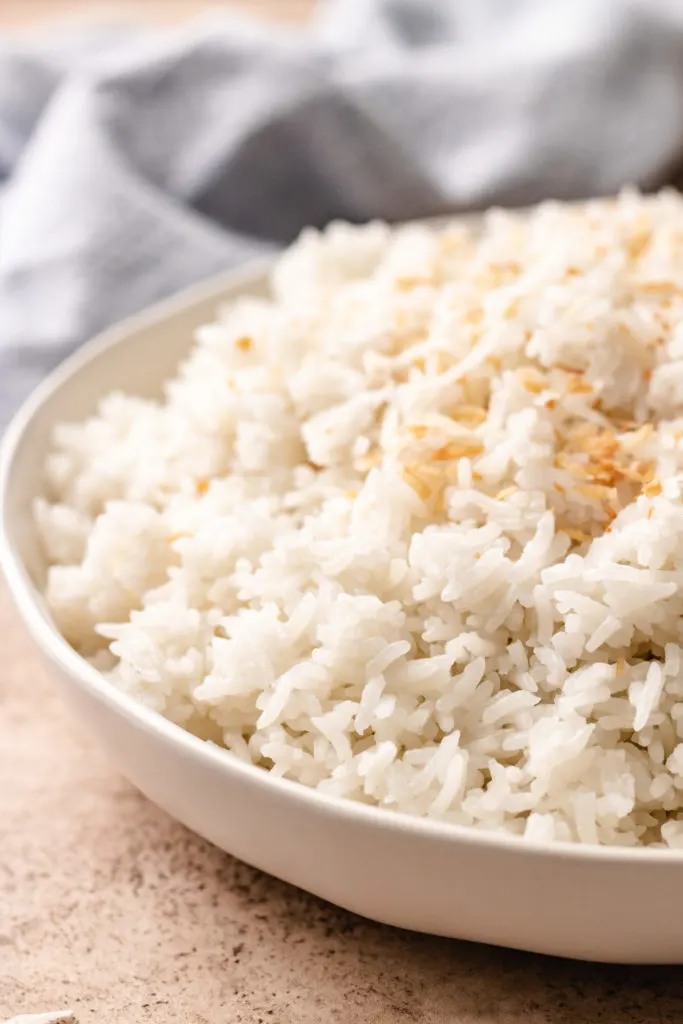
left=38, top=189, right=683, bottom=847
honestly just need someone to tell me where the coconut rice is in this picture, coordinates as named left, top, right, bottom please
left=37, top=190, right=683, bottom=847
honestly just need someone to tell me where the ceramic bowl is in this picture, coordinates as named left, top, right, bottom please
left=3, top=259, right=683, bottom=965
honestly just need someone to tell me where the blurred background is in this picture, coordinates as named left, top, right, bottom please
left=4, top=0, right=683, bottom=423
left=0, top=1, right=312, bottom=25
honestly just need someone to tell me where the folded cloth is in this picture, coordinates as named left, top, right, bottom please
left=3, top=0, right=683, bottom=425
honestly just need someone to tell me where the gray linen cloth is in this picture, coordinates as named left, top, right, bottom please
left=3, top=0, right=683, bottom=425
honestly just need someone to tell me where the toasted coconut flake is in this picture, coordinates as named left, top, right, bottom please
left=620, top=423, right=654, bottom=450
left=567, top=376, right=593, bottom=395
left=554, top=454, right=593, bottom=478
left=518, top=368, right=548, bottom=394
left=560, top=526, right=593, bottom=544
left=355, top=453, right=380, bottom=473
left=440, top=352, right=454, bottom=374
left=450, top=405, right=488, bottom=425
left=640, top=280, right=675, bottom=293
left=626, top=231, right=652, bottom=260
left=432, top=440, right=484, bottom=461
left=614, top=419, right=639, bottom=432
left=417, top=463, right=445, bottom=480
left=564, top=423, right=595, bottom=445
left=618, top=459, right=655, bottom=484
left=403, top=466, right=432, bottom=502
left=636, top=461, right=656, bottom=484
left=395, top=275, right=433, bottom=291
left=575, top=482, right=613, bottom=501
left=558, top=364, right=585, bottom=375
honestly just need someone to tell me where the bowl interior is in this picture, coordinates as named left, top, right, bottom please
left=2, top=265, right=271, bottom=596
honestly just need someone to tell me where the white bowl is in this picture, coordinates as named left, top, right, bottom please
left=4, top=260, right=683, bottom=965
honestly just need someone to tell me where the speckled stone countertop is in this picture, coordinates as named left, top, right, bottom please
left=3, top=1, right=683, bottom=1014
left=2, top=580, right=683, bottom=1023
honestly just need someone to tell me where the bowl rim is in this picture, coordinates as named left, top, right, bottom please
left=3, top=256, right=683, bottom=866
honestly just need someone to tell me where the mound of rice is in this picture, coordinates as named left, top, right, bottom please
left=38, top=190, right=683, bottom=847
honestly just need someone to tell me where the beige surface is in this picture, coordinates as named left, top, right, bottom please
left=3, top=0, right=683, bottom=1020
left=0, top=0, right=312, bottom=27
left=3, top=583, right=683, bottom=1021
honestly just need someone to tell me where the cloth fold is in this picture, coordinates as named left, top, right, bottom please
left=3, top=0, right=683, bottom=424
